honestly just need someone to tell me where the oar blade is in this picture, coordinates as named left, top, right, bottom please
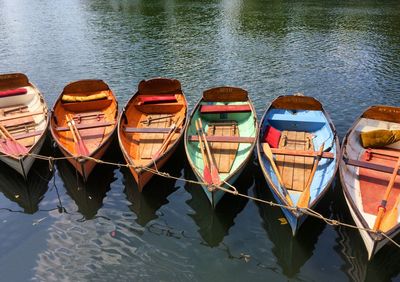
left=203, top=164, right=212, bottom=185
left=380, top=200, right=399, bottom=232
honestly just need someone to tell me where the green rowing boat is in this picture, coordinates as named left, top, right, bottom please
left=184, top=86, right=258, bottom=208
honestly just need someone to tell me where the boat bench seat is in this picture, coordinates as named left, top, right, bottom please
left=13, top=130, right=44, bottom=140
left=344, top=157, right=400, bottom=175
left=189, top=135, right=254, bottom=143
left=269, top=147, right=334, bottom=158
left=124, top=127, right=181, bottom=134
left=56, top=121, right=115, bottom=131
left=0, top=88, right=27, bottom=98
left=200, top=104, right=251, bottom=114
left=137, top=95, right=178, bottom=105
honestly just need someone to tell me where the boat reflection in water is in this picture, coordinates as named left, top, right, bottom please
left=332, top=183, right=400, bottom=281
left=184, top=161, right=251, bottom=247
left=0, top=159, right=52, bottom=214
left=255, top=171, right=327, bottom=277
left=56, top=158, right=115, bottom=219
left=123, top=147, right=184, bottom=226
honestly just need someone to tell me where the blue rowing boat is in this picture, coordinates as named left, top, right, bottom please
left=256, top=94, right=339, bottom=235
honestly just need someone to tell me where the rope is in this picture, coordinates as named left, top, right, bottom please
left=1, top=151, right=399, bottom=250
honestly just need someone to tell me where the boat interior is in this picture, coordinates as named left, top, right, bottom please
left=260, top=107, right=337, bottom=206
left=186, top=87, right=257, bottom=181
left=342, top=116, right=400, bottom=228
left=0, top=73, right=47, bottom=150
left=119, top=78, right=187, bottom=166
left=51, top=80, right=117, bottom=155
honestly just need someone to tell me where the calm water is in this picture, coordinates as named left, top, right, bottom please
left=1, top=0, right=400, bottom=281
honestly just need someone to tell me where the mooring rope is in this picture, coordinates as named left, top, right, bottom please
left=1, top=151, right=399, bottom=250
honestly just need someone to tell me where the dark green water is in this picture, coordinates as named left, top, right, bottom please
left=1, top=0, right=400, bottom=281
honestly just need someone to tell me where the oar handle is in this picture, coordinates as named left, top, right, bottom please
left=66, top=115, right=78, bottom=143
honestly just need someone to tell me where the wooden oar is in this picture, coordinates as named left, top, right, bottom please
left=373, top=155, right=400, bottom=231
left=0, top=123, right=28, bottom=155
left=380, top=195, right=400, bottom=232
left=262, top=142, right=294, bottom=207
left=195, top=121, right=212, bottom=184
left=141, top=114, right=174, bottom=125
left=198, top=119, right=221, bottom=186
left=153, top=117, right=184, bottom=159
left=66, top=115, right=89, bottom=156
left=297, top=142, right=325, bottom=209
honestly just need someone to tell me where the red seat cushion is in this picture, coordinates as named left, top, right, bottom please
left=263, top=125, right=281, bottom=148
left=0, top=88, right=27, bottom=98
left=200, top=104, right=251, bottom=114
left=138, top=95, right=177, bottom=104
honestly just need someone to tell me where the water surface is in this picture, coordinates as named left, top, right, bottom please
left=1, top=0, right=400, bottom=281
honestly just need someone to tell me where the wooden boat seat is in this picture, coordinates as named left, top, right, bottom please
left=270, top=147, right=334, bottom=158
left=56, top=121, right=115, bottom=131
left=61, top=99, right=113, bottom=112
left=344, top=157, right=400, bottom=175
left=200, top=104, right=251, bottom=114
left=124, top=127, right=181, bottom=134
left=3, top=115, right=35, bottom=128
left=0, top=110, right=43, bottom=122
left=207, top=121, right=239, bottom=173
left=14, top=130, right=43, bottom=140
left=188, top=135, right=254, bottom=143
left=275, top=130, right=315, bottom=191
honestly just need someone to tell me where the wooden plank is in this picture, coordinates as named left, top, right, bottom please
left=200, top=104, right=251, bottom=114
left=292, top=131, right=306, bottom=191
left=207, top=121, right=238, bottom=173
left=203, top=87, right=248, bottom=102
left=139, top=114, right=171, bottom=159
left=125, top=127, right=180, bottom=133
left=344, top=158, right=400, bottom=175
left=304, top=133, right=315, bottom=188
left=56, top=121, right=114, bottom=131
left=282, top=131, right=296, bottom=189
left=188, top=135, right=254, bottom=143
left=270, top=147, right=334, bottom=158
left=275, top=130, right=287, bottom=177
left=0, top=110, right=43, bottom=122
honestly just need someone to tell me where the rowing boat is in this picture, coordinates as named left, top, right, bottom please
left=256, top=94, right=339, bottom=235
left=0, top=73, right=49, bottom=179
left=50, top=79, right=118, bottom=181
left=118, top=78, right=188, bottom=191
left=184, top=86, right=257, bottom=208
left=340, top=105, right=400, bottom=260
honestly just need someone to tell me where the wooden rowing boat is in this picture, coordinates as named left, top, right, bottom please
left=257, top=94, right=339, bottom=235
left=0, top=73, right=49, bottom=179
left=50, top=79, right=118, bottom=181
left=118, top=78, right=188, bottom=191
left=340, top=105, right=400, bottom=260
left=184, top=86, right=257, bottom=208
